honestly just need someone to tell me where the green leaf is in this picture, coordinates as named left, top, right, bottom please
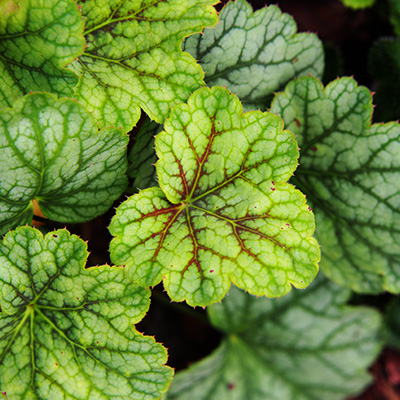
left=110, top=86, right=320, bottom=307
left=386, top=296, right=400, bottom=349
left=0, top=0, right=85, bottom=109
left=339, top=0, right=375, bottom=9
left=0, top=92, right=128, bottom=236
left=128, top=118, right=161, bottom=192
left=0, top=226, right=173, bottom=400
left=70, top=0, right=218, bottom=131
left=183, top=0, right=324, bottom=111
left=165, top=275, right=383, bottom=400
left=270, top=76, right=400, bottom=293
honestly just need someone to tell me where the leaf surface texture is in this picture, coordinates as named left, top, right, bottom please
left=0, top=93, right=128, bottom=236
left=0, top=0, right=84, bottom=109
left=0, top=226, right=173, bottom=399
left=270, top=76, right=400, bottom=293
left=71, top=0, right=218, bottom=131
left=183, top=0, right=324, bottom=111
left=166, top=276, right=382, bottom=400
left=110, top=86, right=320, bottom=306
left=128, top=118, right=161, bottom=191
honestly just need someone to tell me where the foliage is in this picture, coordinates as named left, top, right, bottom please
left=110, top=86, right=320, bottom=307
left=270, top=76, right=400, bottom=294
left=0, top=227, right=172, bottom=399
left=0, top=0, right=399, bottom=399
left=0, top=92, right=128, bottom=235
left=166, top=276, right=382, bottom=400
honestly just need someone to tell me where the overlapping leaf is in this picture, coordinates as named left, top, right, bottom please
left=110, top=86, right=320, bottom=307
left=128, top=118, right=161, bottom=191
left=0, top=92, right=128, bottom=236
left=71, top=0, right=218, bottom=131
left=165, top=275, right=382, bottom=400
left=0, top=226, right=173, bottom=400
left=270, top=76, right=400, bottom=293
left=183, top=0, right=324, bottom=111
left=0, top=0, right=84, bottom=110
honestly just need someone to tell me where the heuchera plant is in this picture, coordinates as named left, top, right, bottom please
left=0, top=0, right=398, bottom=399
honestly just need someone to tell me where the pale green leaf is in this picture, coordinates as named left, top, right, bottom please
left=340, top=0, right=375, bottom=9
left=270, top=76, right=400, bottom=293
left=0, top=226, right=173, bottom=400
left=128, top=118, right=161, bottom=191
left=70, top=0, right=218, bottom=131
left=183, top=0, right=324, bottom=111
left=0, top=92, right=128, bottom=236
left=110, top=86, right=320, bottom=307
left=0, top=0, right=85, bottom=109
left=165, top=275, right=383, bottom=400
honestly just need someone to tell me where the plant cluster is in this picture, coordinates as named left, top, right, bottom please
left=0, top=0, right=399, bottom=399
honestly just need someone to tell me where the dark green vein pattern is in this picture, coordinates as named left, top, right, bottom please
left=270, top=76, right=400, bottom=293
left=0, top=92, right=128, bottom=236
left=165, top=275, right=382, bottom=400
left=71, top=0, right=218, bottom=131
left=0, top=0, right=84, bottom=110
left=109, top=86, right=320, bottom=307
left=0, top=226, right=173, bottom=400
left=128, top=118, right=162, bottom=191
left=183, top=0, right=324, bottom=111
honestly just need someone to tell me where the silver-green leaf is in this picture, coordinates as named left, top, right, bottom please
left=0, top=92, right=128, bottom=236
left=165, top=275, right=383, bottom=400
left=183, top=0, right=324, bottom=111
left=270, top=76, right=400, bottom=294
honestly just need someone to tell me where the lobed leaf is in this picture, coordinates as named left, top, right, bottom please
left=71, top=0, right=218, bottom=131
left=0, top=92, right=128, bottom=236
left=270, top=76, right=400, bottom=293
left=183, top=0, right=324, bottom=111
left=165, top=275, right=383, bottom=400
left=110, top=86, right=320, bottom=307
left=0, top=0, right=85, bottom=109
left=0, top=226, right=173, bottom=400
